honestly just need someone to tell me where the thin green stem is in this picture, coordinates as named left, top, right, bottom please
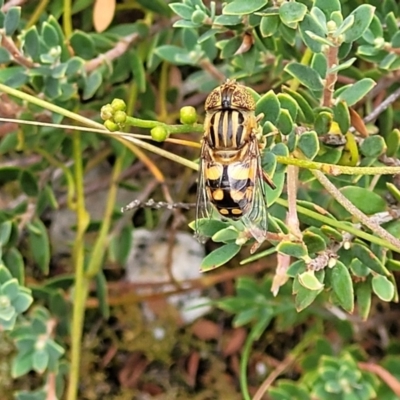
left=240, top=326, right=259, bottom=400
left=86, top=150, right=124, bottom=278
left=275, top=155, right=400, bottom=175
left=63, top=0, right=73, bottom=37
left=26, top=0, right=50, bottom=29
left=66, top=131, right=90, bottom=400
left=125, top=115, right=203, bottom=134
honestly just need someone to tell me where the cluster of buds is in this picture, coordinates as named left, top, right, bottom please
left=100, top=98, right=127, bottom=132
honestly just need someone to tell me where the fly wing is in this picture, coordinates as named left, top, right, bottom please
left=195, top=142, right=214, bottom=243
left=228, top=141, right=268, bottom=244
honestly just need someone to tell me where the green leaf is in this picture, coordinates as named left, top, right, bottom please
left=277, top=241, right=308, bottom=259
left=4, top=7, right=20, bottom=36
left=3, top=248, right=24, bottom=285
left=352, top=243, right=390, bottom=276
left=340, top=186, right=386, bottom=215
left=279, top=2, right=307, bottom=26
left=69, top=30, right=96, bottom=59
left=189, top=219, right=230, bottom=238
left=32, top=349, right=49, bottom=373
left=12, top=291, right=32, bottom=314
left=12, top=351, right=33, bottom=378
left=344, top=5, right=375, bottom=43
left=285, top=63, right=324, bottom=91
left=256, top=90, right=280, bottom=125
left=311, top=53, right=327, bottom=79
left=298, top=131, right=320, bottom=159
left=336, top=78, right=376, bottom=106
left=331, top=261, right=354, bottom=312
left=169, top=3, right=194, bottom=19
left=295, top=282, right=321, bottom=311
left=1, top=278, right=19, bottom=300
left=201, top=243, right=241, bottom=272
left=223, top=0, right=269, bottom=15
left=136, top=0, right=172, bottom=16
left=314, top=0, right=341, bottom=18
left=155, top=45, right=193, bottom=65
left=315, top=111, right=332, bottom=135
left=372, top=275, right=395, bottom=302
left=95, top=270, right=109, bottom=319
left=83, top=70, right=102, bottom=100
left=360, top=136, right=386, bottom=158
left=27, top=219, right=50, bottom=275
left=0, top=221, right=12, bottom=246
left=303, top=230, right=327, bottom=254
left=386, top=129, right=400, bottom=157
left=130, top=49, right=146, bottom=93
left=356, top=281, right=371, bottom=320
left=277, top=109, right=294, bottom=135
left=329, top=57, right=356, bottom=74
left=212, top=227, right=238, bottom=243
left=260, top=15, right=279, bottom=37
left=282, top=87, right=315, bottom=124
left=22, top=26, right=40, bottom=61
left=41, top=21, right=60, bottom=48
left=19, top=170, right=39, bottom=197
left=213, top=14, right=242, bottom=26
left=299, top=13, right=326, bottom=53
left=277, top=93, right=298, bottom=121
left=298, top=271, right=324, bottom=291
left=333, top=101, right=350, bottom=134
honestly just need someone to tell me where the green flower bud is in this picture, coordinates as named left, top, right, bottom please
left=151, top=125, right=169, bottom=142
left=111, top=98, right=126, bottom=112
left=100, top=104, right=113, bottom=121
left=104, top=120, right=118, bottom=132
left=114, top=110, right=127, bottom=124
left=180, top=106, right=198, bottom=125
left=191, top=9, right=207, bottom=25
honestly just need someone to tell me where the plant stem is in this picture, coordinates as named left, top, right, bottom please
left=125, top=115, right=204, bottom=134
left=322, top=44, right=339, bottom=107
left=63, top=0, right=73, bottom=37
left=240, top=326, right=259, bottom=400
left=275, top=155, right=400, bottom=175
left=66, top=131, right=90, bottom=400
left=313, top=170, right=400, bottom=250
left=26, top=0, right=50, bottom=29
left=86, top=151, right=124, bottom=278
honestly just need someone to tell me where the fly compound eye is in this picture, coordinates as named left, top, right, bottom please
left=205, top=87, right=222, bottom=111
left=232, top=85, right=256, bottom=111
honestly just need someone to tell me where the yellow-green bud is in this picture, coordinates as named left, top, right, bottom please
left=100, top=104, right=113, bottom=121
left=111, top=98, right=126, bottom=112
left=114, top=110, right=127, bottom=124
left=151, top=125, right=169, bottom=142
left=104, top=120, right=118, bottom=132
left=180, top=106, right=197, bottom=125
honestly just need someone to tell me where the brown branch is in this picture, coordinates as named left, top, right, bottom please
left=84, top=18, right=178, bottom=73
left=322, top=45, right=339, bottom=107
left=358, top=362, right=400, bottom=397
left=2, top=0, right=27, bottom=12
left=0, top=33, right=38, bottom=68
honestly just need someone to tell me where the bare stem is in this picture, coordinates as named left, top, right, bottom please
left=322, top=45, right=339, bottom=107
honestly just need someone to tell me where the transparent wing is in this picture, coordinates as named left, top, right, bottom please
left=232, top=141, right=268, bottom=244
left=194, top=142, right=214, bottom=243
